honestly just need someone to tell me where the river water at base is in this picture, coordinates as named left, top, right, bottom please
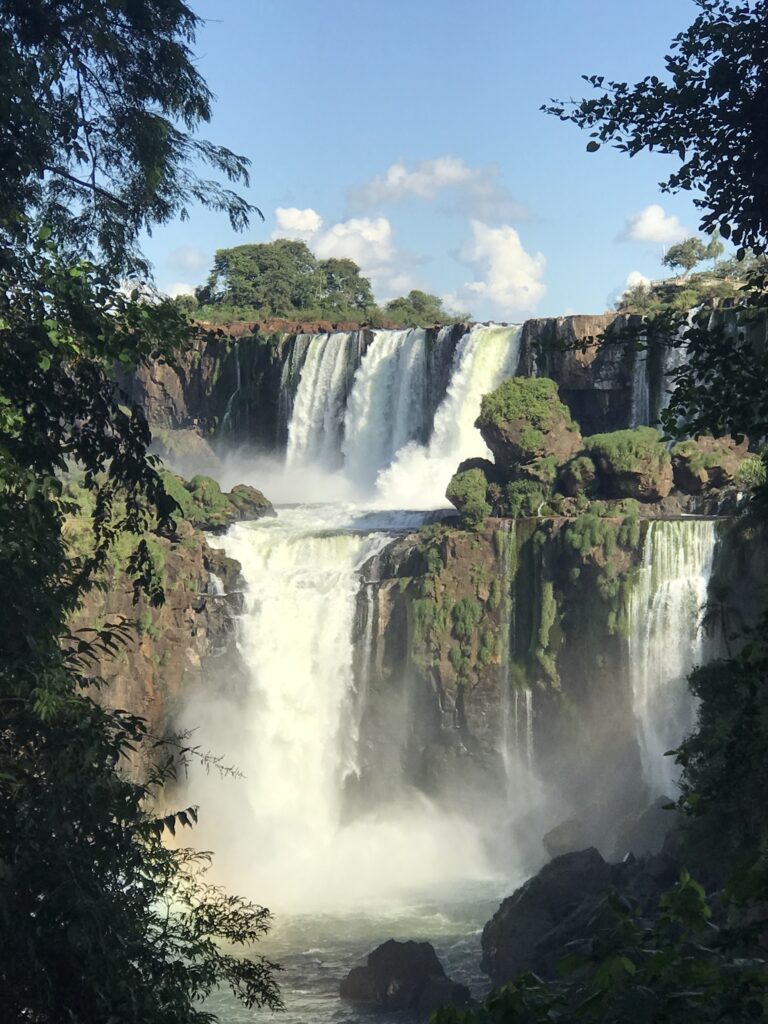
left=203, top=882, right=513, bottom=1024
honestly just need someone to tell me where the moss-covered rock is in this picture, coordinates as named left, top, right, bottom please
left=559, top=455, right=598, bottom=497
left=446, top=468, right=491, bottom=528
left=161, top=471, right=276, bottom=531
left=476, top=377, right=582, bottom=473
left=671, top=435, right=749, bottom=494
left=585, top=427, right=673, bottom=502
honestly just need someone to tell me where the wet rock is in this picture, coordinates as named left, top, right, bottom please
left=340, top=939, right=471, bottom=1015
left=612, top=796, right=684, bottom=861
left=481, top=848, right=612, bottom=984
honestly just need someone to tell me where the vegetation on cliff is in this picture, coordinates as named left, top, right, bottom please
left=187, top=240, right=467, bottom=325
left=0, top=3, right=280, bottom=1019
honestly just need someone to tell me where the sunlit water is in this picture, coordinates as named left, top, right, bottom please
left=203, top=883, right=511, bottom=1024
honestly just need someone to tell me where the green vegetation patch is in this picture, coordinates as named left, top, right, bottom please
left=446, top=468, right=491, bottom=528
left=478, top=376, right=573, bottom=432
left=586, top=426, right=670, bottom=473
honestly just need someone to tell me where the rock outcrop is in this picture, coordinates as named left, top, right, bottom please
left=68, top=521, right=246, bottom=748
left=671, top=435, right=749, bottom=493
left=476, top=377, right=582, bottom=476
left=340, top=939, right=470, bottom=1016
left=481, top=846, right=682, bottom=985
left=585, top=427, right=673, bottom=501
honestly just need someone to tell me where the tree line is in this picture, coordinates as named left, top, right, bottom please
left=178, top=238, right=468, bottom=326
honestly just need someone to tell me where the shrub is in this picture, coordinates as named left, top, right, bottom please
left=586, top=426, right=669, bottom=474
left=446, top=468, right=491, bottom=528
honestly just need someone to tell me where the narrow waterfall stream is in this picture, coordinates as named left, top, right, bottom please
left=627, top=519, right=717, bottom=797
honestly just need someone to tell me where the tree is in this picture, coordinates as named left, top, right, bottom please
left=543, top=0, right=768, bottom=257
left=0, top=0, right=259, bottom=275
left=0, top=2, right=280, bottom=1019
left=200, top=239, right=320, bottom=315
left=662, top=237, right=708, bottom=277
left=316, top=256, right=375, bottom=315
left=384, top=289, right=466, bottom=326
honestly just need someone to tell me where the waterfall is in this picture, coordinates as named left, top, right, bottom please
left=374, top=324, right=523, bottom=508
left=629, top=342, right=650, bottom=427
left=220, top=342, right=242, bottom=435
left=342, top=328, right=428, bottom=488
left=285, top=332, right=354, bottom=469
left=184, top=507, right=492, bottom=911
left=627, top=519, right=717, bottom=796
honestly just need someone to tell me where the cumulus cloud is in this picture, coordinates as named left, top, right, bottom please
left=625, top=270, right=652, bottom=290
left=169, top=245, right=207, bottom=273
left=272, top=206, right=324, bottom=240
left=349, top=156, right=529, bottom=223
left=165, top=282, right=196, bottom=298
left=270, top=207, right=413, bottom=300
left=445, top=220, right=546, bottom=318
left=620, top=204, right=688, bottom=244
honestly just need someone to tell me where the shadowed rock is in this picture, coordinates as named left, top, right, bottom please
left=340, top=939, right=471, bottom=1016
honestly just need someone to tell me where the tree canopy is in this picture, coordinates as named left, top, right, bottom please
left=0, top=1, right=280, bottom=1019
left=191, top=244, right=468, bottom=325
left=196, top=239, right=375, bottom=319
left=384, top=288, right=467, bottom=326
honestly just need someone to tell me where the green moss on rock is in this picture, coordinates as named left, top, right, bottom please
left=585, top=427, right=673, bottom=501
left=446, top=468, right=491, bottom=528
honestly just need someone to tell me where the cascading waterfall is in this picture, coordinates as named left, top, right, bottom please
left=374, top=324, right=523, bottom=508
left=276, top=324, right=521, bottom=503
left=627, top=519, right=717, bottom=797
left=342, top=328, right=428, bottom=488
left=285, top=332, right=355, bottom=469
left=183, top=507, right=493, bottom=912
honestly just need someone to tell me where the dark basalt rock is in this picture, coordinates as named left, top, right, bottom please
left=340, top=939, right=471, bottom=1016
left=481, top=846, right=686, bottom=985
left=481, top=848, right=612, bottom=984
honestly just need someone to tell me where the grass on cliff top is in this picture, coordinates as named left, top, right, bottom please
left=478, top=377, right=575, bottom=431
left=585, top=426, right=669, bottom=472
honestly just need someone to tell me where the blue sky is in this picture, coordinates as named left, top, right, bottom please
left=144, top=0, right=711, bottom=320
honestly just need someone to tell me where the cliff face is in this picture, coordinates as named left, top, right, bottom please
left=69, top=523, right=245, bottom=743
left=120, top=315, right=655, bottom=456
left=347, top=517, right=647, bottom=847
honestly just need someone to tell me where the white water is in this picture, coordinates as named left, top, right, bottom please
left=285, top=332, right=355, bottom=469
left=374, top=325, right=523, bottom=508
left=627, top=519, right=717, bottom=796
left=277, top=324, right=521, bottom=507
left=183, top=506, right=496, bottom=914
left=343, top=328, right=428, bottom=488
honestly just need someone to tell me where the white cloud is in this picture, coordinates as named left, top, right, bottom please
left=272, top=206, right=324, bottom=240
left=169, top=245, right=207, bottom=273
left=621, top=204, right=688, bottom=244
left=625, top=270, right=652, bottom=290
left=165, top=282, right=196, bottom=298
left=349, top=156, right=529, bottom=222
left=446, top=220, right=546, bottom=318
left=270, top=207, right=415, bottom=300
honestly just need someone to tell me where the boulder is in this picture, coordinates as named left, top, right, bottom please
left=339, top=939, right=471, bottom=1016
left=671, top=435, right=749, bottom=494
left=612, top=796, right=684, bottom=861
left=228, top=483, right=276, bottom=520
left=480, top=848, right=612, bottom=984
left=476, top=378, right=582, bottom=474
left=558, top=454, right=598, bottom=497
left=586, top=427, right=673, bottom=502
